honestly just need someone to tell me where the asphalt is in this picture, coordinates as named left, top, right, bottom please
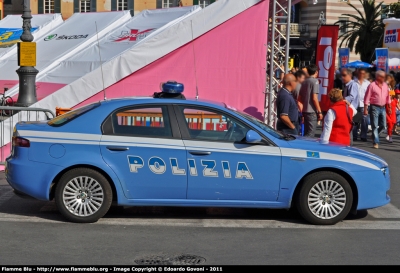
left=0, top=131, right=400, bottom=265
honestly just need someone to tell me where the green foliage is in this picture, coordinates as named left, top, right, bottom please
left=382, top=3, right=400, bottom=19
left=335, top=0, right=384, bottom=62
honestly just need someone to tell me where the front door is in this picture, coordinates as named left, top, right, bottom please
left=100, top=105, right=188, bottom=200
left=175, top=105, right=281, bottom=201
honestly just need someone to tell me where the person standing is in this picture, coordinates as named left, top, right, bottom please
left=298, top=64, right=323, bottom=137
left=334, top=71, right=343, bottom=89
left=364, top=70, right=391, bottom=149
left=320, top=88, right=357, bottom=146
left=396, top=89, right=400, bottom=134
left=341, top=68, right=360, bottom=109
left=276, top=74, right=299, bottom=135
left=353, top=69, right=370, bottom=142
left=386, top=90, right=397, bottom=143
left=293, top=70, right=306, bottom=133
left=293, top=70, right=306, bottom=109
left=341, top=68, right=359, bottom=145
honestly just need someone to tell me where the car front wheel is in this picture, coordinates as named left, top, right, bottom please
left=296, top=171, right=353, bottom=225
left=55, top=168, right=113, bottom=223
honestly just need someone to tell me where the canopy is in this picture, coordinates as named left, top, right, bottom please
left=343, top=60, right=373, bottom=68
left=0, top=11, right=131, bottom=93
left=0, top=14, right=63, bottom=60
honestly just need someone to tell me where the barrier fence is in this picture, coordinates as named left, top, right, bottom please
left=0, top=106, right=55, bottom=165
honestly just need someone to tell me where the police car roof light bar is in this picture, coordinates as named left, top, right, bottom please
left=161, top=81, right=184, bottom=93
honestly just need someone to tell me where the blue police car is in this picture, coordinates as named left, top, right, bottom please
left=5, top=82, right=390, bottom=225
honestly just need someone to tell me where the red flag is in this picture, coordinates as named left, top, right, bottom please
left=316, top=25, right=339, bottom=112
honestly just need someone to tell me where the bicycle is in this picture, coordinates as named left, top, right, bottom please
left=0, top=88, right=14, bottom=116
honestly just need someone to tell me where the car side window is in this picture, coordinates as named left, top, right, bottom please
left=112, top=106, right=172, bottom=138
left=178, top=106, right=250, bottom=143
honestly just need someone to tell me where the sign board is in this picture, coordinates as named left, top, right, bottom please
left=17, top=42, right=36, bottom=66
left=315, top=25, right=339, bottom=112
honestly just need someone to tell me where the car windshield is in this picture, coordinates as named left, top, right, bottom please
left=48, top=102, right=100, bottom=127
left=229, top=108, right=287, bottom=139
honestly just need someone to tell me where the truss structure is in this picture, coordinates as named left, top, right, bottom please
left=265, top=0, right=291, bottom=127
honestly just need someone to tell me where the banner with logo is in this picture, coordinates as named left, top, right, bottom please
left=315, top=25, right=339, bottom=112
left=13, top=6, right=200, bottom=99
left=0, top=11, right=132, bottom=90
left=338, top=48, right=350, bottom=68
left=383, top=18, right=400, bottom=52
left=0, top=14, right=63, bottom=60
left=4, top=7, right=200, bottom=99
left=0, top=28, right=38, bottom=48
left=375, top=48, right=389, bottom=71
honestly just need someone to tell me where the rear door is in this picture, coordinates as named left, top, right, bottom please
left=100, top=104, right=188, bottom=200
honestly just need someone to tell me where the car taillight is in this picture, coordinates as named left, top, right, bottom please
left=12, top=136, right=30, bottom=148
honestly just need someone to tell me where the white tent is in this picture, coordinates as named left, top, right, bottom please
left=0, top=14, right=63, bottom=60
left=37, top=6, right=201, bottom=86
left=0, top=11, right=131, bottom=87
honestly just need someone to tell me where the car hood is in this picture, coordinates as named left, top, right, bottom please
left=286, top=136, right=388, bottom=169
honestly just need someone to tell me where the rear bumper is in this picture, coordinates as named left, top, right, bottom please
left=6, top=156, right=63, bottom=201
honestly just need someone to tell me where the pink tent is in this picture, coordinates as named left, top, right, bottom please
left=76, top=0, right=269, bottom=120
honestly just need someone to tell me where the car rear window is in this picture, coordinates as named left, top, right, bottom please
left=48, top=102, right=100, bottom=127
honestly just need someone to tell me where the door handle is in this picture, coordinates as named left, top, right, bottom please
left=189, top=151, right=211, bottom=156
left=106, top=146, right=129, bottom=151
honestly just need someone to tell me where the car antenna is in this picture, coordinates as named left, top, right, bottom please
left=95, top=21, right=106, bottom=100
left=190, top=20, right=199, bottom=100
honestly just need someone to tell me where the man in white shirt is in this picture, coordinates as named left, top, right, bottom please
left=353, top=69, right=370, bottom=141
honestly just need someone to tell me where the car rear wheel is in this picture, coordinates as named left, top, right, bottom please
left=55, top=168, right=112, bottom=223
left=296, top=171, right=353, bottom=225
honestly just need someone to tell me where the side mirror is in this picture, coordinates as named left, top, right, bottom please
left=246, top=130, right=262, bottom=144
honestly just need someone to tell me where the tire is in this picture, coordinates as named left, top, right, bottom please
left=55, top=168, right=113, bottom=223
left=296, top=171, right=353, bottom=225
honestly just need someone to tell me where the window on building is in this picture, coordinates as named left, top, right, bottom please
left=338, top=17, right=349, bottom=35
left=117, top=0, right=128, bottom=10
left=44, top=0, right=55, bottom=13
left=198, top=0, right=210, bottom=8
left=162, top=0, right=173, bottom=8
left=80, top=0, right=91, bottom=12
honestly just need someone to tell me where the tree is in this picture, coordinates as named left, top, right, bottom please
left=336, top=0, right=384, bottom=62
left=382, top=2, right=400, bottom=19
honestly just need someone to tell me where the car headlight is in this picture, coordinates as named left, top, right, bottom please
left=381, top=167, right=387, bottom=177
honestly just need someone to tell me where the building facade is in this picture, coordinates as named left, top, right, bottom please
left=290, top=0, right=398, bottom=67
left=21, top=0, right=215, bottom=20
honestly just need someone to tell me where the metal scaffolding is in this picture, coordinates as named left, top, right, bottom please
left=265, top=0, right=291, bottom=127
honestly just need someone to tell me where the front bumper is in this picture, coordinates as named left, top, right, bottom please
left=353, top=169, right=391, bottom=210
left=6, top=154, right=63, bottom=201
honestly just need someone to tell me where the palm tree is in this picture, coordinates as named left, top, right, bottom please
left=336, top=0, right=384, bottom=62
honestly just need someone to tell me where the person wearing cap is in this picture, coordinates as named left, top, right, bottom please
left=386, top=90, right=398, bottom=143
left=320, top=88, right=357, bottom=146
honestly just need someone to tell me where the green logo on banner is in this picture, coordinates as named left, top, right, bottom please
left=44, top=34, right=57, bottom=41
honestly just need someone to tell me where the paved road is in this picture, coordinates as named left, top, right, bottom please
left=1, top=134, right=400, bottom=265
